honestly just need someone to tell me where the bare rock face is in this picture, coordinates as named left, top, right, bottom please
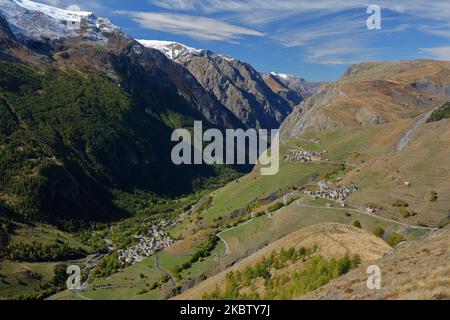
left=139, top=41, right=293, bottom=129
left=280, top=60, right=450, bottom=139
left=261, top=72, right=322, bottom=107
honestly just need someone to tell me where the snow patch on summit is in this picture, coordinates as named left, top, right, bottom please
left=14, top=0, right=92, bottom=22
left=0, top=0, right=119, bottom=43
left=270, top=72, right=293, bottom=80
left=138, top=40, right=204, bottom=60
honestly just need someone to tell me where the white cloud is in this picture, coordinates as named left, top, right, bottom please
left=148, top=0, right=450, bottom=65
left=421, top=47, right=450, bottom=61
left=419, top=25, right=450, bottom=39
left=150, top=0, right=450, bottom=24
left=305, top=38, right=383, bottom=65
left=40, top=0, right=103, bottom=11
left=124, top=12, right=264, bottom=41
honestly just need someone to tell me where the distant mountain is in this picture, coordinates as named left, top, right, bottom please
left=139, top=40, right=293, bottom=129
left=280, top=60, right=450, bottom=139
left=0, top=0, right=247, bottom=222
left=261, top=72, right=322, bottom=107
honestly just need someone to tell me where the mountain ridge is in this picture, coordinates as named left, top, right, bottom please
left=139, top=39, right=294, bottom=129
left=280, top=60, right=450, bottom=139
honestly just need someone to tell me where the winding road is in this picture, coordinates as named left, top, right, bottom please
left=155, top=252, right=176, bottom=289
left=217, top=214, right=254, bottom=257
left=295, top=200, right=435, bottom=231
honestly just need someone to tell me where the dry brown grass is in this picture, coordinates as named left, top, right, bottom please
left=173, top=223, right=391, bottom=300
left=301, top=225, right=450, bottom=300
left=343, top=119, right=450, bottom=226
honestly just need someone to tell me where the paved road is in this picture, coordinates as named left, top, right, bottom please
left=295, top=200, right=435, bottom=231
left=155, top=252, right=177, bottom=289
left=217, top=215, right=254, bottom=257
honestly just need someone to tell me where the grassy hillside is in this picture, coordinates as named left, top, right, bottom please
left=0, top=60, right=242, bottom=225
left=175, top=223, right=391, bottom=299
left=302, top=225, right=450, bottom=300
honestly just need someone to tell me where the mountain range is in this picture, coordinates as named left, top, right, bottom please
left=0, top=0, right=312, bottom=223
left=139, top=40, right=301, bottom=129
left=0, top=0, right=449, bottom=302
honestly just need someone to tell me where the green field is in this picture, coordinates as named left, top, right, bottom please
left=219, top=200, right=429, bottom=263
left=0, top=260, right=58, bottom=299
left=202, top=161, right=335, bottom=223
left=50, top=239, right=226, bottom=300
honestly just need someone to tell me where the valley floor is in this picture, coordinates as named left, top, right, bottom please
left=2, top=116, right=449, bottom=300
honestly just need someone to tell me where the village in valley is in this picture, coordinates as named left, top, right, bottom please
left=118, top=224, right=175, bottom=265
left=283, top=148, right=328, bottom=163
left=305, top=180, right=358, bottom=208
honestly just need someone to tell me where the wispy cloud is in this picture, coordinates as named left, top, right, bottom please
left=147, top=0, right=450, bottom=64
left=150, top=0, right=450, bottom=24
left=40, top=0, right=104, bottom=11
left=121, top=11, right=264, bottom=41
left=421, top=47, right=450, bottom=61
left=419, top=24, right=450, bottom=39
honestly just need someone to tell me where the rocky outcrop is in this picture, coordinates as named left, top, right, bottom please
left=140, top=41, right=293, bottom=129
left=261, top=72, right=322, bottom=107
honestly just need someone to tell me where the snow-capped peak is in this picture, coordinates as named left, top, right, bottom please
left=0, top=0, right=119, bottom=43
left=13, top=0, right=92, bottom=23
left=270, top=72, right=294, bottom=80
left=138, top=39, right=241, bottom=65
left=138, top=39, right=205, bottom=61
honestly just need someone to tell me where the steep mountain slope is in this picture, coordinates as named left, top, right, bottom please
left=174, top=223, right=391, bottom=299
left=280, top=60, right=450, bottom=139
left=139, top=40, right=293, bottom=129
left=0, top=0, right=247, bottom=223
left=301, top=225, right=450, bottom=300
left=261, top=72, right=322, bottom=107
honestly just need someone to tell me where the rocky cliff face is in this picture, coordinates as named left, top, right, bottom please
left=280, top=60, right=450, bottom=139
left=139, top=40, right=293, bottom=129
left=261, top=72, right=322, bottom=107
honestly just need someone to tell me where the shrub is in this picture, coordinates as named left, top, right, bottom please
left=387, top=233, right=406, bottom=247
left=428, top=102, right=450, bottom=122
left=429, top=191, right=438, bottom=202
left=267, top=202, right=284, bottom=213
left=352, top=220, right=362, bottom=229
left=399, top=208, right=411, bottom=218
left=373, top=227, right=385, bottom=238
left=392, top=199, right=409, bottom=207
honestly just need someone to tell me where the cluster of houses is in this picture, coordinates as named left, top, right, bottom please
left=297, top=137, right=321, bottom=145
left=283, top=148, right=327, bottom=163
left=305, top=180, right=358, bottom=207
left=118, top=224, right=175, bottom=265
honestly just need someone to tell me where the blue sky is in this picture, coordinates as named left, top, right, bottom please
left=42, top=0, right=450, bottom=81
